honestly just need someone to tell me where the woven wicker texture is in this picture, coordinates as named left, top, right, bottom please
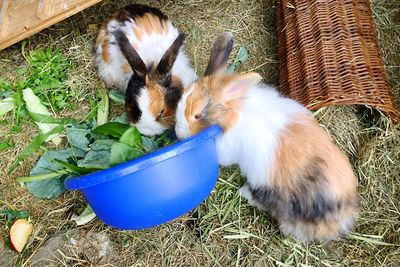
left=276, top=0, right=399, bottom=123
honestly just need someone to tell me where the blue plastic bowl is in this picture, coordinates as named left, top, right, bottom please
left=64, top=125, right=222, bottom=230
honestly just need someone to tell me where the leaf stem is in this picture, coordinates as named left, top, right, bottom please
left=16, top=170, right=69, bottom=183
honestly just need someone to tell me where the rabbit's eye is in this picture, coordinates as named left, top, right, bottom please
left=194, top=113, right=204, bottom=120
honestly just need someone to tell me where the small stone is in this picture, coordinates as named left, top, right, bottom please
left=31, top=229, right=116, bottom=266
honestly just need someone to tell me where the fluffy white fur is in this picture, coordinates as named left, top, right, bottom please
left=95, top=19, right=197, bottom=91
left=136, top=90, right=167, bottom=135
left=216, top=84, right=306, bottom=188
left=176, top=84, right=306, bottom=188
left=175, top=86, right=194, bottom=138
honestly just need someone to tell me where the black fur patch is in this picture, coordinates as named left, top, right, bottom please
left=165, top=85, right=182, bottom=110
left=252, top=186, right=336, bottom=222
left=204, top=32, right=234, bottom=76
left=251, top=158, right=336, bottom=222
left=113, top=30, right=147, bottom=80
left=115, top=4, right=168, bottom=23
left=157, top=33, right=186, bottom=76
left=161, top=75, right=183, bottom=111
left=125, top=76, right=144, bottom=123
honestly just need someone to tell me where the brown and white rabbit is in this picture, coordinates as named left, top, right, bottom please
left=175, top=32, right=358, bottom=241
left=95, top=4, right=197, bottom=135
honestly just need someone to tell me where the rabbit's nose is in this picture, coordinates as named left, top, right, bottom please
left=175, top=124, right=191, bottom=140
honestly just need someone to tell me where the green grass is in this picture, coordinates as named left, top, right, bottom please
left=0, top=0, right=399, bottom=266
left=22, top=45, right=72, bottom=111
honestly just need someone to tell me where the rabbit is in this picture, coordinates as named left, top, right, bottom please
left=175, top=32, right=359, bottom=241
left=95, top=4, right=197, bottom=135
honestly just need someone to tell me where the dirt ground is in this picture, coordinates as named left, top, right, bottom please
left=0, top=0, right=399, bottom=266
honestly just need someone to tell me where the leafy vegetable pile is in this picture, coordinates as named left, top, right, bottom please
left=17, top=118, right=174, bottom=199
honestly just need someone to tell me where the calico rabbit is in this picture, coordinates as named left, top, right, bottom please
left=175, top=32, right=358, bottom=241
left=95, top=4, right=197, bottom=135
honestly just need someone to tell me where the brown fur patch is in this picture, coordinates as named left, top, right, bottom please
left=271, top=115, right=357, bottom=199
left=184, top=74, right=243, bottom=134
left=122, top=63, right=131, bottom=74
left=146, top=78, right=164, bottom=117
left=132, top=13, right=168, bottom=38
left=132, top=24, right=144, bottom=41
left=101, top=38, right=110, bottom=63
left=129, top=13, right=168, bottom=44
left=144, top=77, right=177, bottom=127
left=185, top=87, right=209, bottom=134
left=95, top=22, right=108, bottom=47
left=95, top=27, right=111, bottom=64
left=170, top=75, right=183, bottom=90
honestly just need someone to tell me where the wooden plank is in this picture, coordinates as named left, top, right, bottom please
left=37, top=0, right=51, bottom=20
left=0, top=0, right=102, bottom=50
left=0, top=0, right=11, bottom=37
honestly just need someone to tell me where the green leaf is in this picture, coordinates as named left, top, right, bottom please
left=8, top=125, right=65, bottom=174
left=92, top=122, right=130, bottom=138
left=65, top=125, right=91, bottom=151
left=109, top=142, right=143, bottom=166
left=16, top=67, right=27, bottom=75
left=0, top=97, right=14, bottom=117
left=12, top=125, right=21, bottom=133
left=109, top=90, right=125, bottom=105
left=29, top=112, right=77, bottom=124
left=119, top=126, right=142, bottom=147
left=0, top=91, right=12, bottom=99
left=142, top=136, right=159, bottom=152
left=23, top=88, right=62, bottom=145
left=111, top=112, right=129, bottom=124
left=155, top=130, right=176, bottom=147
left=71, top=204, right=97, bottom=226
left=23, top=149, right=76, bottom=199
left=141, top=130, right=175, bottom=153
left=97, top=89, right=109, bottom=126
left=227, top=47, right=249, bottom=74
left=77, top=139, right=115, bottom=169
left=0, top=79, right=13, bottom=93
left=25, top=175, right=70, bottom=199
left=53, top=159, right=95, bottom=175
left=0, top=140, right=13, bottom=151
left=29, top=149, right=80, bottom=171
left=17, top=170, right=69, bottom=183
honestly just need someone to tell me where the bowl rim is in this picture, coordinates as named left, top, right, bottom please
left=64, top=125, right=222, bottom=190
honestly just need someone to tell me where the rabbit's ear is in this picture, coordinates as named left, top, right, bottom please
left=221, top=72, right=262, bottom=102
left=156, top=32, right=187, bottom=76
left=204, top=32, right=234, bottom=76
left=113, top=30, right=147, bottom=80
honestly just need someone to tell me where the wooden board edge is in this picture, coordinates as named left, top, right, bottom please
left=0, top=0, right=102, bottom=50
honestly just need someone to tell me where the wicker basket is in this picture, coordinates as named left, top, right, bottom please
left=276, top=0, right=399, bottom=123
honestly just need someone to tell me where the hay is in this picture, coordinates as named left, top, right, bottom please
left=0, top=0, right=399, bottom=265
